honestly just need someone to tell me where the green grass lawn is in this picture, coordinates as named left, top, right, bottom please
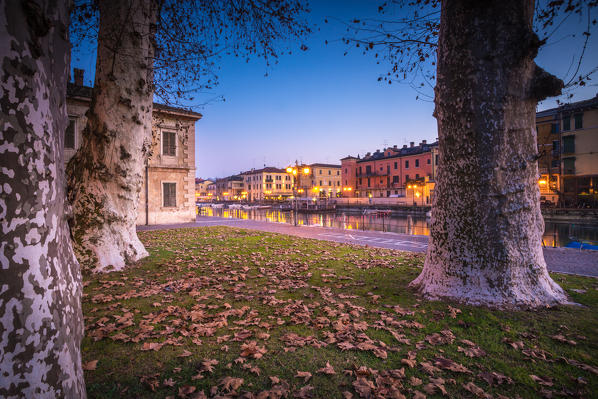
left=81, top=226, right=598, bottom=398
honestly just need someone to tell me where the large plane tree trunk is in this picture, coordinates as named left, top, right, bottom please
left=0, top=1, right=85, bottom=397
left=410, top=0, right=568, bottom=308
left=67, top=0, right=158, bottom=272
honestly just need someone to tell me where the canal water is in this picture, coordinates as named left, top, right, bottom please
left=199, top=206, right=598, bottom=248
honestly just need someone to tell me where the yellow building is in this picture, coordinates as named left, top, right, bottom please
left=241, top=167, right=293, bottom=201
left=308, top=163, right=342, bottom=198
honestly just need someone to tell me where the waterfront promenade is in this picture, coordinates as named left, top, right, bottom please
left=138, top=215, right=598, bottom=278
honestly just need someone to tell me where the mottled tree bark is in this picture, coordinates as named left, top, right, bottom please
left=0, top=0, right=86, bottom=397
left=67, top=0, right=158, bottom=272
left=410, top=0, right=568, bottom=308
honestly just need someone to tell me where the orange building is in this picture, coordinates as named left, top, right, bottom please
left=341, top=140, right=438, bottom=203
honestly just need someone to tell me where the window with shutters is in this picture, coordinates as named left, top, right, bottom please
left=551, top=123, right=559, bottom=134
left=574, top=113, right=583, bottom=129
left=563, top=135, right=575, bottom=154
left=162, top=131, right=176, bottom=156
left=563, top=116, right=571, bottom=131
left=65, top=118, right=76, bottom=149
left=163, top=182, right=176, bottom=207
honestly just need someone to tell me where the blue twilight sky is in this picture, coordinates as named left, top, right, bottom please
left=71, top=1, right=598, bottom=179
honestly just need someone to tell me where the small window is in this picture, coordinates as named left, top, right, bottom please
left=550, top=123, right=559, bottom=134
left=551, top=159, right=559, bottom=168
left=563, top=135, right=575, bottom=153
left=427, top=158, right=431, bottom=164
left=392, top=176, right=399, bottom=183
left=405, top=174, right=409, bottom=181
left=415, top=159, right=420, bottom=167
left=405, top=160, right=409, bottom=168
left=65, top=118, right=76, bottom=149
left=162, top=131, right=176, bottom=156
left=394, top=162, right=397, bottom=169
left=328, top=170, right=331, bottom=175
left=163, top=183, right=176, bottom=207
left=574, top=113, right=583, bottom=129
left=563, top=116, right=570, bottom=131
left=563, top=157, right=575, bottom=175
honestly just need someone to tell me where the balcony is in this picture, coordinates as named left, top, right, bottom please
left=356, top=171, right=389, bottom=178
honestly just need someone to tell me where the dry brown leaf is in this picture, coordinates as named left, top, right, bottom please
left=462, top=382, right=491, bottom=398
left=178, top=350, right=192, bottom=357
left=413, top=391, right=426, bottom=399
left=178, top=385, right=196, bottom=397
left=163, top=378, right=175, bottom=387
left=433, top=357, right=471, bottom=373
left=294, top=385, right=314, bottom=398
left=530, top=375, right=554, bottom=387
left=295, top=371, right=312, bottom=382
left=219, top=376, right=244, bottom=392
left=82, top=360, right=98, bottom=371
left=317, top=361, right=336, bottom=375
left=410, top=376, right=423, bottom=386
left=353, top=377, right=375, bottom=398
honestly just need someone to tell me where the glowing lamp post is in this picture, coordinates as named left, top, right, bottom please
left=286, top=163, right=311, bottom=226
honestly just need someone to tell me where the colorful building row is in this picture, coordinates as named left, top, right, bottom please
left=341, top=140, right=439, bottom=205
left=200, top=163, right=342, bottom=202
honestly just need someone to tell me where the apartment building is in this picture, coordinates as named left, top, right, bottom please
left=195, top=178, right=213, bottom=202
left=536, top=94, right=598, bottom=207
left=341, top=140, right=438, bottom=203
left=241, top=167, right=293, bottom=201
left=213, top=175, right=244, bottom=201
left=65, top=72, right=202, bottom=225
left=308, top=163, right=342, bottom=198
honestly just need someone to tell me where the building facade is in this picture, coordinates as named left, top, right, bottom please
left=536, top=94, right=598, bottom=207
left=65, top=77, right=201, bottom=225
left=213, top=176, right=244, bottom=201
left=195, top=178, right=213, bottom=202
left=341, top=140, right=438, bottom=204
left=241, top=167, right=293, bottom=201
left=308, top=163, right=342, bottom=198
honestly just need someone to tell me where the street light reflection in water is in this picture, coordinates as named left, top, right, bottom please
left=199, top=206, right=598, bottom=248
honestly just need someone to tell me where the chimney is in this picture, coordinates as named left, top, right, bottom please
left=410, top=142, right=414, bottom=147
left=74, top=68, right=84, bottom=86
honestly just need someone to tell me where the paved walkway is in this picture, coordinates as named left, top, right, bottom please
left=138, top=216, right=598, bottom=278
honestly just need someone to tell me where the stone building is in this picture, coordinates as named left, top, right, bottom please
left=65, top=74, right=201, bottom=225
left=341, top=140, right=438, bottom=202
left=536, top=94, right=598, bottom=207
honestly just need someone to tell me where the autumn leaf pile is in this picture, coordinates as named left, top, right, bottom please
left=82, top=227, right=598, bottom=398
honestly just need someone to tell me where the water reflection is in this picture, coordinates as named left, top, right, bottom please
left=199, top=206, right=597, bottom=248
